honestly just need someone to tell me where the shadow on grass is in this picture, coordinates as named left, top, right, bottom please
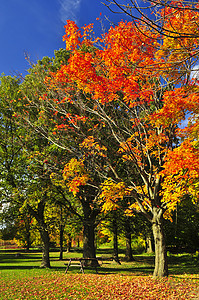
left=0, top=254, right=43, bottom=264
left=96, top=248, right=116, bottom=255
left=168, top=254, right=199, bottom=275
left=0, top=265, right=41, bottom=270
left=0, top=249, right=198, bottom=276
left=96, top=266, right=153, bottom=275
left=0, top=265, right=66, bottom=271
left=52, top=265, right=154, bottom=275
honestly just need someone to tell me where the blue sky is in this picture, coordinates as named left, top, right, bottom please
left=0, top=0, right=129, bottom=77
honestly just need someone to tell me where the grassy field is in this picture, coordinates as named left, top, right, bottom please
left=0, top=248, right=198, bottom=299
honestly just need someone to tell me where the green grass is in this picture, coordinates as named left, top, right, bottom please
left=0, top=248, right=198, bottom=276
left=0, top=248, right=198, bottom=299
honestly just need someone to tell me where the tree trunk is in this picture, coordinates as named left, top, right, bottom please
left=26, top=230, right=31, bottom=252
left=66, top=233, right=72, bottom=253
left=39, top=225, right=51, bottom=268
left=125, top=232, right=135, bottom=261
left=24, top=215, right=32, bottom=252
left=83, top=219, right=96, bottom=264
left=113, top=218, right=121, bottom=264
left=146, top=235, right=154, bottom=254
left=27, top=199, right=51, bottom=268
left=78, top=187, right=101, bottom=267
left=59, top=205, right=64, bottom=260
left=124, top=218, right=135, bottom=261
left=59, top=223, right=64, bottom=260
left=83, top=219, right=100, bottom=267
left=81, top=191, right=99, bottom=266
left=152, top=207, right=168, bottom=277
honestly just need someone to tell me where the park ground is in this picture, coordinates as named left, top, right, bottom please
left=0, top=248, right=198, bottom=299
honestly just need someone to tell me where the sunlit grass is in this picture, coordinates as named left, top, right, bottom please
left=0, top=248, right=198, bottom=299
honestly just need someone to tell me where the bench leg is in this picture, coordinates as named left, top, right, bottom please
left=80, top=261, right=84, bottom=274
left=65, top=259, right=71, bottom=274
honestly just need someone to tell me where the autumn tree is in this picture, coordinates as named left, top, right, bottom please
left=20, top=49, right=111, bottom=263
left=149, top=2, right=199, bottom=210
left=42, top=16, right=199, bottom=278
left=48, top=20, right=170, bottom=276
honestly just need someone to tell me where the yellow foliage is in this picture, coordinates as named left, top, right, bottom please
left=161, top=139, right=199, bottom=204
left=63, top=158, right=89, bottom=195
left=100, top=179, right=132, bottom=213
left=80, top=136, right=107, bottom=157
left=50, top=172, right=65, bottom=188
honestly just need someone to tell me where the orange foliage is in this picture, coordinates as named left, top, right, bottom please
left=53, top=21, right=158, bottom=107
left=46, top=16, right=199, bottom=219
left=156, top=1, right=199, bottom=81
left=63, top=20, right=82, bottom=50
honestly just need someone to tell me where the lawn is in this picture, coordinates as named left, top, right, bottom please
left=0, top=248, right=198, bottom=299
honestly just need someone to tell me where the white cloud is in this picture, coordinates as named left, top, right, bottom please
left=59, top=0, right=81, bottom=24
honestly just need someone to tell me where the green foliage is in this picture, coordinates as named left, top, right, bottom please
left=0, top=74, right=24, bottom=190
left=165, top=196, right=199, bottom=252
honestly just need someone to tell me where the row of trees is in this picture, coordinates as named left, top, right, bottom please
left=1, top=194, right=198, bottom=256
left=0, top=1, right=199, bottom=277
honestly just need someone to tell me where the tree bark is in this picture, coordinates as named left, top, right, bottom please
left=59, top=223, right=64, bottom=260
left=152, top=207, right=168, bottom=277
left=26, top=230, right=31, bottom=252
left=66, top=233, right=72, bottom=253
left=39, top=225, right=51, bottom=268
left=112, top=218, right=121, bottom=264
left=24, top=216, right=31, bottom=252
left=125, top=232, right=135, bottom=261
left=83, top=219, right=97, bottom=265
left=124, top=218, right=135, bottom=261
left=80, top=189, right=100, bottom=266
left=146, top=235, right=154, bottom=254
left=27, top=199, right=51, bottom=268
left=59, top=205, right=65, bottom=260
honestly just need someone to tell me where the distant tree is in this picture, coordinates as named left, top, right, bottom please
left=165, top=196, right=199, bottom=252
left=14, top=212, right=33, bottom=251
left=0, top=75, right=25, bottom=193
left=0, top=207, right=16, bottom=241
